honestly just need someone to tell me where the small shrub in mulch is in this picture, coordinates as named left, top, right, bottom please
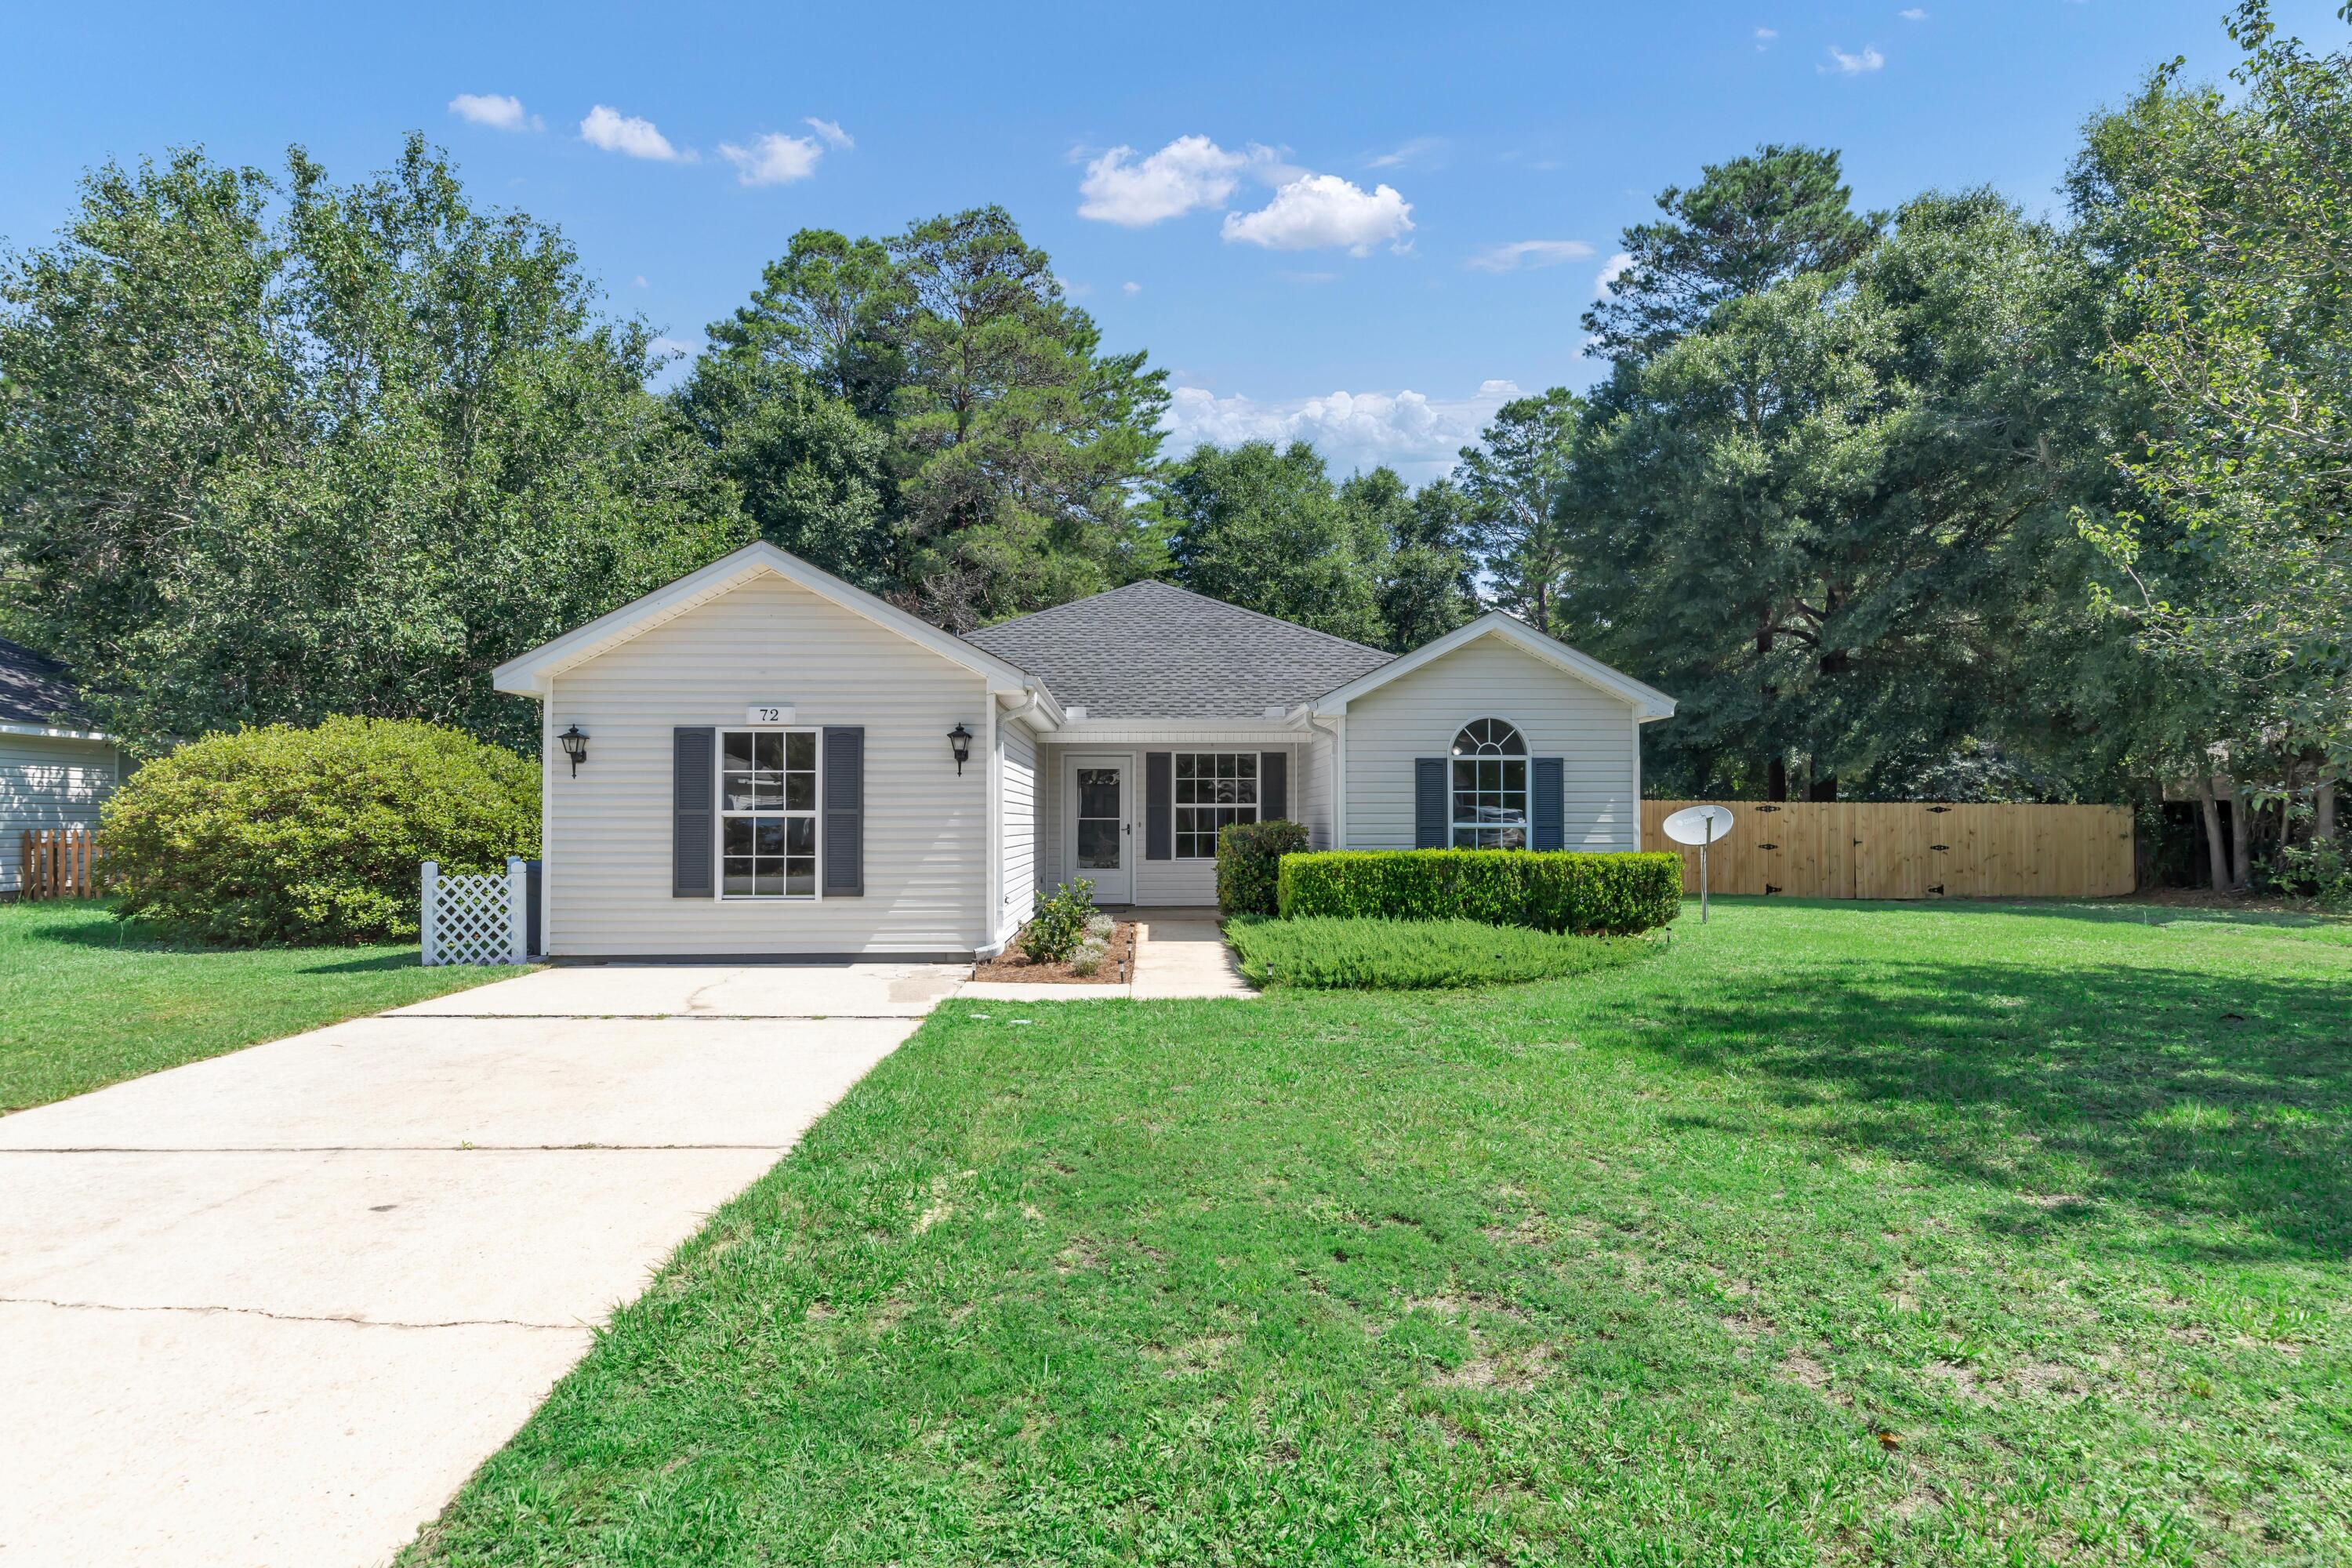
left=975, top=913, right=1135, bottom=985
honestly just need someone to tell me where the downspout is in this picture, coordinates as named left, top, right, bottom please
left=1298, top=706, right=1345, bottom=850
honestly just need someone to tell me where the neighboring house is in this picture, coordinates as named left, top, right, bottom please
left=494, top=541, right=1675, bottom=959
left=0, top=638, right=123, bottom=895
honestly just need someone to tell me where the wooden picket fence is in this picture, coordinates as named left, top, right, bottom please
left=17, top=828, right=103, bottom=900
left=1639, top=800, right=2135, bottom=901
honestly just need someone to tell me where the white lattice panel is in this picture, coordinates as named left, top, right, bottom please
left=421, top=859, right=525, bottom=966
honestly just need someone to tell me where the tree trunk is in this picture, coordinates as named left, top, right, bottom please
left=2230, top=789, right=2252, bottom=892
left=1808, top=776, right=1838, bottom=802
left=1767, top=757, right=1788, bottom=802
left=2197, top=777, right=2230, bottom=892
left=2319, top=777, right=2338, bottom=842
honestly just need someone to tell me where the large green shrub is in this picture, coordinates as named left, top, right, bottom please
left=1225, top=916, right=1659, bottom=989
left=1276, top=850, right=1683, bottom=935
left=1216, top=818, right=1309, bottom=917
left=100, top=717, right=539, bottom=946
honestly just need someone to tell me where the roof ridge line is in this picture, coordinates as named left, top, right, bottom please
left=964, top=578, right=1395, bottom=659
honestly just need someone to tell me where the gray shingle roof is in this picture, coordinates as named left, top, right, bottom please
left=0, top=637, right=89, bottom=728
left=963, top=581, right=1395, bottom=719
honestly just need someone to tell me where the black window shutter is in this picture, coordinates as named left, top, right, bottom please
left=673, top=728, right=715, bottom=897
left=1414, top=757, right=1446, bottom=848
left=1258, top=750, right=1288, bottom=821
left=1533, top=757, right=1565, bottom=851
left=1145, top=751, right=1172, bottom=860
left=823, top=726, right=864, bottom=896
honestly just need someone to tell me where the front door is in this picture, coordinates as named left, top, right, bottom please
left=1066, top=754, right=1133, bottom=905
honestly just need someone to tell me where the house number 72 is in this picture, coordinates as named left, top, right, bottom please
left=746, top=704, right=793, bottom=724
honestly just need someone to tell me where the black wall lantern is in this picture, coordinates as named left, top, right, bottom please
left=946, top=721, right=974, bottom=775
left=557, top=724, right=590, bottom=777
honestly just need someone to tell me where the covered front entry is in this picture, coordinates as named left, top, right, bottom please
left=1061, top=751, right=1134, bottom=904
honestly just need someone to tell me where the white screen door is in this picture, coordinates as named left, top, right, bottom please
left=1067, top=756, right=1132, bottom=904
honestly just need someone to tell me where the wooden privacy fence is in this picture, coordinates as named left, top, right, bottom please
left=18, top=828, right=103, bottom=900
left=1639, top=801, right=2135, bottom=900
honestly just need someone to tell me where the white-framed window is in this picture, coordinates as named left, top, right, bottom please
left=1451, top=718, right=1528, bottom=849
left=1174, top=751, right=1258, bottom=858
left=719, top=728, right=819, bottom=898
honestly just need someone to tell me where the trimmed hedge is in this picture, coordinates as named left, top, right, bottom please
left=1216, top=818, right=1310, bottom=917
left=1275, top=849, right=1683, bottom=935
left=100, top=716, right=539, bottom=946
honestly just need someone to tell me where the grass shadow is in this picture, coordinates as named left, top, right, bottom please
left=296, top=950, right=423, bottom=975
left=1632, top=950, right=2352, bottom=1261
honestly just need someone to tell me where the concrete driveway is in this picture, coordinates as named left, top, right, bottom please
left=0, top=960, right=965, bottom=1568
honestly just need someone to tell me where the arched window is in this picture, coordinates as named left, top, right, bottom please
left=1450, top=720, right=1529, bottom=848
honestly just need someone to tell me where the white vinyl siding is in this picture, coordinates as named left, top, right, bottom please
left=546, top=573, right=989, bottom=956
left=999, top=717, right=1037, bottom=942
left=1, top=735, right=119, bottom=894
left=1341, top=636, right=1639, bottom=852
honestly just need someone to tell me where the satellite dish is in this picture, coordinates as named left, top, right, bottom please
left=1662, top=804, right=1734, bottom=846
left=1660, top=805, right=1734, bottom=922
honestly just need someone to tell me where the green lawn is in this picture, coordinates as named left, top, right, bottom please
left=408, top=898, right=2350, bottom=1567
left=0, top=898, right=529, bottom=1112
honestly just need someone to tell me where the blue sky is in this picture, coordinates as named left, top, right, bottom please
left=7, top=1, right=2344, bottom=480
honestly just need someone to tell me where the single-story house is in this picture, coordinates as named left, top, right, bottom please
left=1, top=637, right=123, bottom=895
left=494, top=541, right=1675, bottom=959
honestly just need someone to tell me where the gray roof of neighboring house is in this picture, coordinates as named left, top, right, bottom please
left=0, top=637, right=91, bottom=728
left=962, top=580, right=1396, bottom=719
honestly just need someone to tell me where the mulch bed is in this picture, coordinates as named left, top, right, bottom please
left=971, top=920, right=1137, bottom=984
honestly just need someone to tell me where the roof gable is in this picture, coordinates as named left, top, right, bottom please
left=492, top=543, right=1039, bottom=697
left=1312, top=613, right=1675, bottom=720
left=962, top=581, right=1395, bottom=720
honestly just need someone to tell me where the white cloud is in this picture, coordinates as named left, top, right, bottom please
left=1754, top=26, right=1777, bottom=49
left=1160, top=379, right=1521, bottom=482
left=652, top=336, right=699, bottom=360
left=1122, top=280, right=1142, bottom=296
left=1824, top=43, right=1886, bottom=73
left=581, top=105, right=690, bottom=161
left=1466, top=238, right=1595, bottom=274
left=633, top=274, right=649, bottom=289
left=1280, top=270, right=1340, bottom=285
left=1899, top=7, right=1927, bottom=18
left=720, top=132, right=822, bottom=186
left=1222, top=173, right=1414, bottom=255
left=1595, top=251, right=1634, bottom=298
left=449, top=93, right=539, bottom=132
left=1077, top=135, right=1264, bottom=226
left=803, top=117, right=854, bottom=150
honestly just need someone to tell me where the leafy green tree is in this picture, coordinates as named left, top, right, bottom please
left=1161, top=441, right=1388, bottom=645
left=1581, top=144, right=1882, bottom=367
left=2073, top=2, right=2352, bottom=826
left=1372, top=477, right=1481, bottom=650
left=1564, top=191, right=2131, bottom=800
left=1454, top=389, right=1583, bottom=633
left=680, top=209, right=1170, bottom=630
left=0, top=137, right=745, bottom=754
left=673, top=350, right=892, bottom=591
left=703, top=228, right=899, bottom=409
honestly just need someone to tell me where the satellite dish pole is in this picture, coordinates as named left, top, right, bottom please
left=1702, top=811, right=1715, bottom=923
left=1661, top=805, right=1736, bottom=924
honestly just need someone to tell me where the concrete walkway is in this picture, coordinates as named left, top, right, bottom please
left=959, top=909, right=1258, bottom=1002
left=0, top=961, right=964, bottom=1568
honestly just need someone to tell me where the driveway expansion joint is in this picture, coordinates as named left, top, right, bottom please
left=0, top=1294, right=583, bottom=1334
